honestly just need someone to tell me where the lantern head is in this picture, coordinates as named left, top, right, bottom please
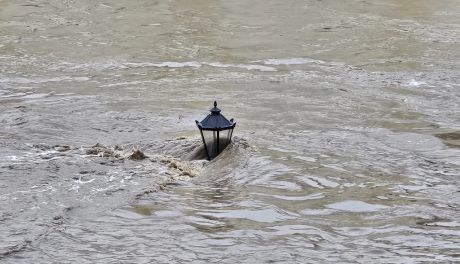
left=195, top=101, right=236, bottom=160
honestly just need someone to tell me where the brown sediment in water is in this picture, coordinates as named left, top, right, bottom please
left=131, top=137, right=257, bottom=199
left=133, top=155, right=206, bottom=200
left=157, top=155, right=204, bottom=177
left=131, top=204, right=154, bottom=215
left=85, top=143, right=149, bottom=160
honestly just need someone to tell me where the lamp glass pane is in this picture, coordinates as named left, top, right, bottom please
left=218, top=128, right=232, bottom=151
left=202, top=130, right=218, bottom=158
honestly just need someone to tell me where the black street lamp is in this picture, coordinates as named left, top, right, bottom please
left=195, top=101, right=236, bottom=160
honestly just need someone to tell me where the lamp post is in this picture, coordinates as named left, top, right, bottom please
left=195, top=101, right=236, bottom=160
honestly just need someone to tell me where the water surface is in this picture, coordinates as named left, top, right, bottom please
left=1, top=0, right=460, bottom=263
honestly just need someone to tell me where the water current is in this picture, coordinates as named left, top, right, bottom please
left=1, top=0, right=460, bottom=263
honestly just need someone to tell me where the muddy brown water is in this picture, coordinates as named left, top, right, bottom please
left=1, top=0, right=460, bottom=263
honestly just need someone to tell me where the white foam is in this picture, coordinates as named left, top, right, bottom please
left=22, top=93, right=50, bottom=99
left=326, top=200, right=388, bottom=212
left=124, top=61, right=202, bottom=68
left=293, top=155, right=317, bottom=162
left=0, top=76, right=90, bottom=84
left=406, top=79, right=426, bottom=87
left=124, top=61, right=270, bottom=71
left=205, top=62, right=277, bottom=72
left=154, top=210, right=183, bottom=217
left=100, top=81, right=146, bottom=88
left=4, top=155, right=19, bottom=161
left=0, top=92, right=27, bottom=98
left=308, top=176, right=340, bottom=188
left=60, top=60, right=277, bottom=72
left=300, top=208, right=336, bottom=215
left=256, top=57, right=324, bottom=66
left=426, top=221, right=460, bottom=227
left=399, top=185, right=427, bottom=192
left=60, top=61, right=127, bottom=71
left=272, top=192, right=325, bottom=201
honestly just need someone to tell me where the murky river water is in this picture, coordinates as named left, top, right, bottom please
left=1, top=0, right=460, bottom=263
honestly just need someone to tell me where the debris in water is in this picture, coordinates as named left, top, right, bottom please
left=85, top=143, right=150, bottom=160
left=54, top=145, right=71, bottom=152
left=114, top=145, right=123, bottom=151
left=128, top=148, right=148, bottom=160
left=85, top=143, right=122, bottom=158
left=52, top=215, right=64, bottom=224
left=157, top=155, right=203, bottom=178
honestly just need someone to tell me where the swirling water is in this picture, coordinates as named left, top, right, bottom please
left=1, top=0, right=460, bottom=263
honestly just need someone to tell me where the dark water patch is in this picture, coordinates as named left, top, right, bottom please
left=21, top=4, right=41, bottom=8
left=78, top=170, right=96, bottom=175
left=435, top=131, right=460, bottom=148
left=33, top=144, right=73, bottom=152
left=415, top=215, right=451, bottom=227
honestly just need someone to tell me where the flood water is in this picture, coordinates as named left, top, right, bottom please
left=1, top=0, right=460, bottom=263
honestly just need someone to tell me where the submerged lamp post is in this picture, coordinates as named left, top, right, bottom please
left=195, top=101, right=236, bottom=160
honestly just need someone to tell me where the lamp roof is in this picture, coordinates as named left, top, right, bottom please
left=196, top=101, right=236, bottom=131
